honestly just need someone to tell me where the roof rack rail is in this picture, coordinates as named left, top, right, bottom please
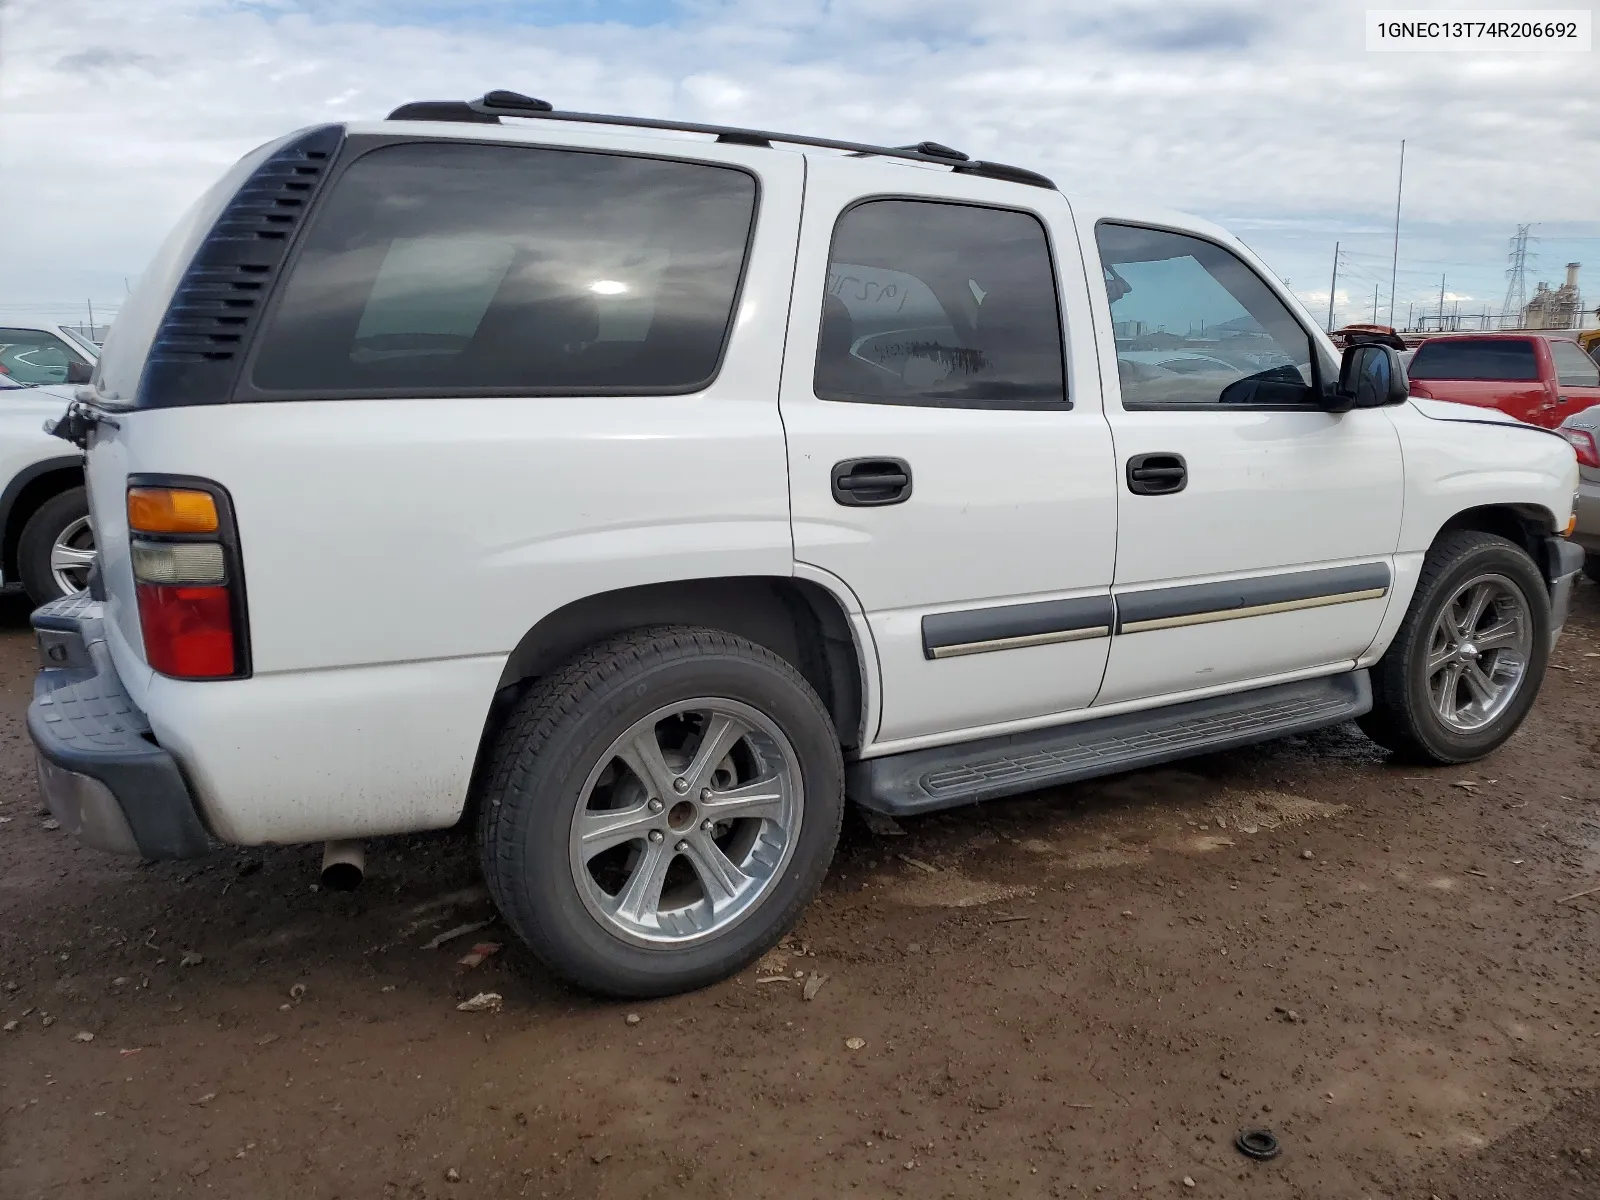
left=384, top=91, right=1056, bottom=190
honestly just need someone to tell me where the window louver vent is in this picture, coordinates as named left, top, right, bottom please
left=138, top=124, right=345, bottom=407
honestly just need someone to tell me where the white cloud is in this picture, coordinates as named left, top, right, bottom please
left=1, top=0, right=1596, bottom=324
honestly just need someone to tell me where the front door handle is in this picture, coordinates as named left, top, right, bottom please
left=1126, top=452, right=1187, bottom=496
left=831, top=458, right=913, bottom=506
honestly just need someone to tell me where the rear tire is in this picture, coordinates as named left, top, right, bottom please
left=1358, top=531, right=1549, bottom=764
left=1583, top=554, right=1600, bottom=584
left=477, top=626, right=844, bottom=997
left=17, top=487, right=93, bottom=607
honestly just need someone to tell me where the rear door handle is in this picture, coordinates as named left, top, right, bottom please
left=1126, top=452, right=1187, bottom=496
left=831, top=458, right=913, bottom=506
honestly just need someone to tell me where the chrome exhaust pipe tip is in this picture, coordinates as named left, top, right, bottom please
left=320, top=840, right=365, bottom=891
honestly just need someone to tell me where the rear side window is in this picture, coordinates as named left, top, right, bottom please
left=814, top=199, right=1066, bottom=409
left=1549, top=339, right=1600, bottom=388
left=0, top=328, right=91, bottom=385
left=1408, top=339, right=1538, bottom=382
left=250, top=142, right=757, bottom=395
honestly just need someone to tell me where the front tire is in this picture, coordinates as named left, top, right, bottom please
left=477, top=626, right=844, bottom=997
left=1359, top=531, right=1549, bottom=764
left=17, top=487, right=94, bottom=607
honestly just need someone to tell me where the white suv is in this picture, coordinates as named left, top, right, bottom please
left=0, top=323, right=99, bottom=603
left=28, top=92, right=1584, bottom=997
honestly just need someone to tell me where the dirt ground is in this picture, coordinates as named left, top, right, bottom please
left=4, top=588, right=1600, bottom=1200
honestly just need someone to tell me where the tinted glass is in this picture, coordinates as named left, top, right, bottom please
left=252, top=143, right=757, bottom=394
left=814, top=200, right=1065, bottom=408
left=1407, top=339, right=1538, bottom=382
left=1549, top=339, right=1600, bottom=388
left=0, top=328, right=90, bottom=385
left=1095, top=224, right=1314, bottom=410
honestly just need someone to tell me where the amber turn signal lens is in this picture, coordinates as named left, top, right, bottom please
left=127, top=487, right=219, bottom=534
left=1566, top=513, right=1579, bottom=537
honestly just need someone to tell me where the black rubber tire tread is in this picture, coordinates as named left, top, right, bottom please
left=1583, top=555, right=1600, bottom=584
left=17, top=486, right=89, bottom=607
left=1358, top=530, right=1550, bottom=764
left=476, top=625, right=843, bottom=998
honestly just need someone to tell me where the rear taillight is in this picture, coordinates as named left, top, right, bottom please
left=127, top=481, right=249, bottom=679
left=1560, top=427, right=1600, bottom=468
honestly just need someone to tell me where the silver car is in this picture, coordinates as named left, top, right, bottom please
left=1559, top=404, right=1600, bottom=580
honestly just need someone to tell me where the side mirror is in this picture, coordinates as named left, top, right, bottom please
left=65, top=361, right=93, bottom=385
left=1335, top=343, right=1409, bottom=410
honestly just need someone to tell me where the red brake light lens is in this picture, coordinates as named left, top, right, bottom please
left=1560, top=428, right=1600, bottom=468
left=127, top=479, right=247, bottom=680
left=136, top=585, right=237, bottom=678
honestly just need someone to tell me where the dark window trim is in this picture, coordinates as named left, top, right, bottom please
left=1094, top=218, right=1332, bottom=413
left=230, top=133, right=764, bottom=403
left=814, top=193, right=1073, bottom=413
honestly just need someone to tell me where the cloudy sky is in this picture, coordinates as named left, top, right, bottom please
left=2, top=0, right=1596, bottom=333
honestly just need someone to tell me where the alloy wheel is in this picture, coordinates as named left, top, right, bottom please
left=1425, top=572, right=1532, bottom=733
left=568, top=698, right=803, bottom=948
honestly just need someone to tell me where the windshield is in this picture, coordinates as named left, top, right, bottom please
left=0, top=327, right=93, bottom=386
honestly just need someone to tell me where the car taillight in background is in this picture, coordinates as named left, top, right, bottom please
left=126, top=479, right=249, bottom=679
left=1559, top=427, right=1600, bottom=468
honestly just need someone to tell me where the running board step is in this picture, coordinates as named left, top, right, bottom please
left=850, top=672, right=1371, bottom=816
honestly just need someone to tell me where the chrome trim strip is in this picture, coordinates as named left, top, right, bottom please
left=1119, top=587, right=1388, bottom=634
left=922, top=594, right=1115, bottom=660
left=928, top=625, right=1112, bottom=659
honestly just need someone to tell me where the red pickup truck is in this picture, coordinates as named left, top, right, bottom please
left=1406, top=332, right=1600, bottom=427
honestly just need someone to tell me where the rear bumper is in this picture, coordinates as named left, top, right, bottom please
left=27, top=594, right=216, bottom=859
left=1544, top=536, right=1586, bottom=643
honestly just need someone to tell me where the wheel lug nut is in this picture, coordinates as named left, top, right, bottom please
left=672, top=778, right=690, bottom=794
left=700, top=787, right=713, bottom=801
left=648, top=830, right=664, bottom=843
left=647, top=798, right=664, bottom=813
left=675, top=840, right=689, bottom=852
left=700, top=819, right=714, bottom=832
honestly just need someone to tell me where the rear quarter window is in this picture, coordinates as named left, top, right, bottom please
left=249, top=142, right=758, bottom=396
left=1549, top=339, right=1600, bottom=388
left=1408, top=339, right=1539, bottom=382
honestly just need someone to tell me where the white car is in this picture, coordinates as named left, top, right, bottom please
left=0, top=323, right=98, bottom=603
left=28, top=94, right=1583, bottom=998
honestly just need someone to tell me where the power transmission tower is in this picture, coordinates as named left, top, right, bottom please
left=1502, top=224, right=1534, bottom=328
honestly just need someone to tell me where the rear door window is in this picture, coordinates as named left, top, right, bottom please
left=814, top=199, right=1066, bottom=409
left=250, top=142, right=757, bottom=395
left=1549, top=340, right=1600, bottom=388
left=1408, top=339, right=1539, bottom=382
